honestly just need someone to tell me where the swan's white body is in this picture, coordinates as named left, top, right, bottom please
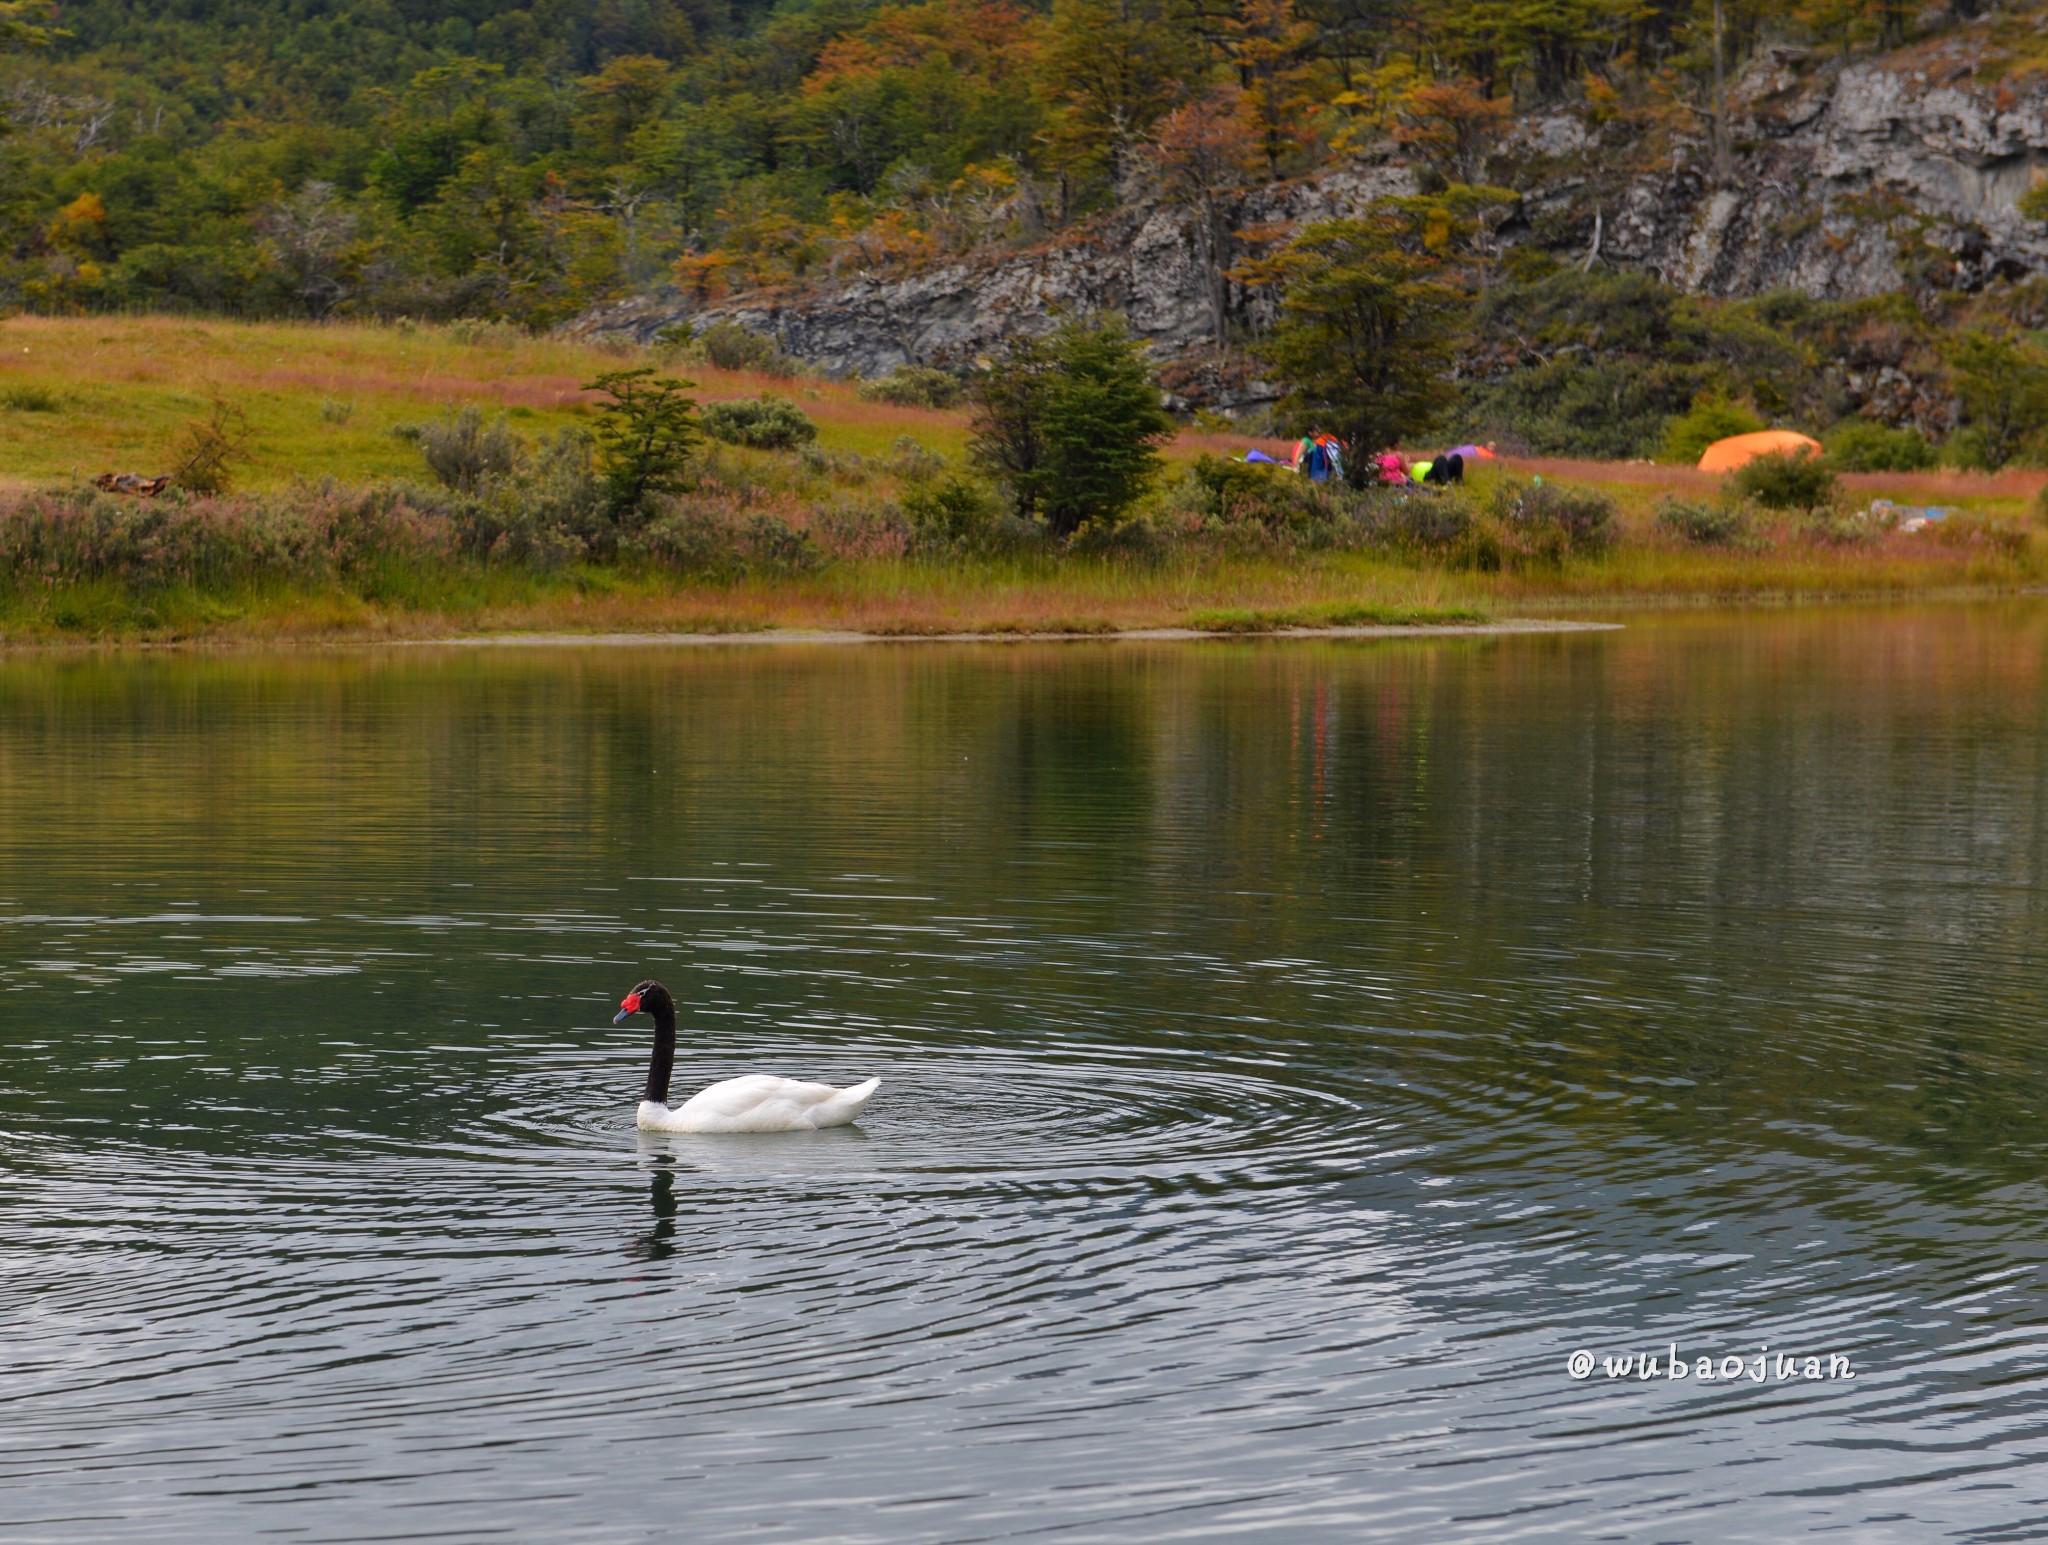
left=636, top=1074, right=881, bottom=1134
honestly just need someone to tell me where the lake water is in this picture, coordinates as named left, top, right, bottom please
left=4, top=609, right=2047, bottom=1543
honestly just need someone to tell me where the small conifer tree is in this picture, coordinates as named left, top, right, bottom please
left=970, top=317, right=1173, bottom=538
left=583, top=368, right=701, bottom=521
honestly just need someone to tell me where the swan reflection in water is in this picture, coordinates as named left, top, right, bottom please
left=629, top=1126, right=874, bottom=1261
left=631, top=1163, right=680, bottom=1263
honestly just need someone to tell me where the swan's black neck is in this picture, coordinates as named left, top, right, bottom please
left=644, top=999, right=677, bottom=1105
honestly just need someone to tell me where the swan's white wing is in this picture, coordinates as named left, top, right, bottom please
left=667, top=1074, right=879, bottom=1133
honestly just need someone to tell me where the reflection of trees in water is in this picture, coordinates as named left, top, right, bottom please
left=3, top=609, right=2046, bottom=1184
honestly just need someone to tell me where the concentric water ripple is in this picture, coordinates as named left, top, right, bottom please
left=6, top=620, right=2048, bottom=1541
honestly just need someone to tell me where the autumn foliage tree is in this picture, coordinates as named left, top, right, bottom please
left=1221, top=0, right=1323, bottom=177
left=1033, top=0, right=1208, bottom=200
left=1148, top=89, right=1261, bottom=349
left=1392, top=78, right=1510, bottom=185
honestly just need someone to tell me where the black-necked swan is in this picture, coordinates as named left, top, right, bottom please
left=614, top=979, right=880, bottom=1133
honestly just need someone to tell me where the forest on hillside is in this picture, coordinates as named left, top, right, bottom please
left=1, top=0, right=2045, bottom=463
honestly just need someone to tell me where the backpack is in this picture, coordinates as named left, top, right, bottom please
left=1295, top=433, right=1345, bottom=482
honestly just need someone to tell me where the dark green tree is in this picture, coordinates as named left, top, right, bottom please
left=970, top=316, right=1174, bottom=537
left=584, top=368, right=702, bottom=519
left=1947, top=330, right=2048, bottom=471
left=1243, top=192, right=1502, bottom=484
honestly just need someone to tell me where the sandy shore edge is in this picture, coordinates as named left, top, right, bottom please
left=402, top=619, right=1620, bottom=649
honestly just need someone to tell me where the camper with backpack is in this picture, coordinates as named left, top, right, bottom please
left=1291, top=432, right=1346, bottom=483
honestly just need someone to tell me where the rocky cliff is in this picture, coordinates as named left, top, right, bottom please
left=577, top=28, right=2048, bottom=395
left=1546, top=38, right=2048, bottom=300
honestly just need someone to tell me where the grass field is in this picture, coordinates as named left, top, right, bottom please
left=1, top=314, right=2043, bottom=644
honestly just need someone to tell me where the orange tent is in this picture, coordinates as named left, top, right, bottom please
left=1697, top=430, right=1822, bottom=473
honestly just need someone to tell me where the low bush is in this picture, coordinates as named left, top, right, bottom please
left=448, top=428, right=607, bottom=565
left=446, top=318, right=528, bottom=349
left=1823, top=421, right=1935, bottom=471
left=170, top=395, right=257, bottom=496
left=797, top=444, right=868, bottom=481
left=698, top=394, right=818, bottom=450
left=1654, top=495, right=1749, bottom=546
left=810, top=498, right=909, bottom=561
left=1373, top=488, right=1478, bottom=551
left=1185, top=455, right=1323, bottom=527
left=693, top=320, right=799, bottom=378
left=633, top=503, right=824, bottom=577
left=1927, top=512, right=2029, bottom=559
left=1659, top=395, right=1764, bottom=465
left=1068, top=514, right=1165, bottom=564
left=1799, top=505, right=1880, bottom=545
left=902, top=475, right=1039, bottom=558
left=1491, top=478, right=1616, bottom=554
left=882, top=436, right=946, bottom=481
left=411, top=405, right=522, bottom=494
left=0, top=384, right=60, bottom=412
left=1728, top=449, right=1835, bottom=510
left=0, top=484, right=455, bottom=592
left=857, top=365, right=964, bottom=409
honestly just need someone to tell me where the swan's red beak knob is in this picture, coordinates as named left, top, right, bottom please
left=613, top=991, right=643, bottom=1025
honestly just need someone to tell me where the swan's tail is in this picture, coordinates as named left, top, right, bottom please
left=813, top=1077, right=880, bottom=1129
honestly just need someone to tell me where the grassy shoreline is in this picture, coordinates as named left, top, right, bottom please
left=2, top=315, right=2044, bottom=647
left=4, top=554, right=2044, bottom=650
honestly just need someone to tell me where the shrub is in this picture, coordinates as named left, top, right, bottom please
left=0, top=484, right=454, bottom=592
left=0, top=384, right=60, bottom=412
left=448, top=427, right=606, bottom=564
left=694, top=320, right=798, bottom=377
left=413, top=405, right=521, bottom=493
left=1654, top=495, right=1749, bottom=546
left=1728, top=449, right=1835, bottom=510
left=1799, top=506, right=1879, bottom=545
left=883, top=436, right=946, bottom=481
left=1660, top=394, right=1764, bottom=464
left=858, top=365, right=964, bottom=409
left=2037, top=478, right=2048, bottom=528
left=811, top=498, right=909, bottom=561
left=1940, top=426, right=1994, bottom=471
left=447, top=318, right=528, bottom=348
left=650, top=322, right=696, bottom=363
left=901, top=475, right=1038, bottom=558
left=1823, top=421, right=1934, bottom=471
left=1491, top=478, right=1616, bottom=553
left=797, top=444, right=867, bottom=480
left=634, top=504, right=823, bottom=577
left=1186, top=454, right=1321, bottom=527
left=584, top=368, right=702, bottom=522
left=1068, top=514, right=1165, bottom=564
left=1928, top=512, right=2029, bottom=559
left=1372, top=488, right=1477, bottom=551
left=698, top=394, right=818, bottom=450
left=319, top=397, right=355, bottom=425
left=170, top=395, right=256, bottom=496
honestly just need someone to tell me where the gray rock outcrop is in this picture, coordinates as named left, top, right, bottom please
left=576, top=32, right=2048, bottom=388
left=578, top=168, right=1412, bottom=392
left=1543, top=44, right=2048, bottom=299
